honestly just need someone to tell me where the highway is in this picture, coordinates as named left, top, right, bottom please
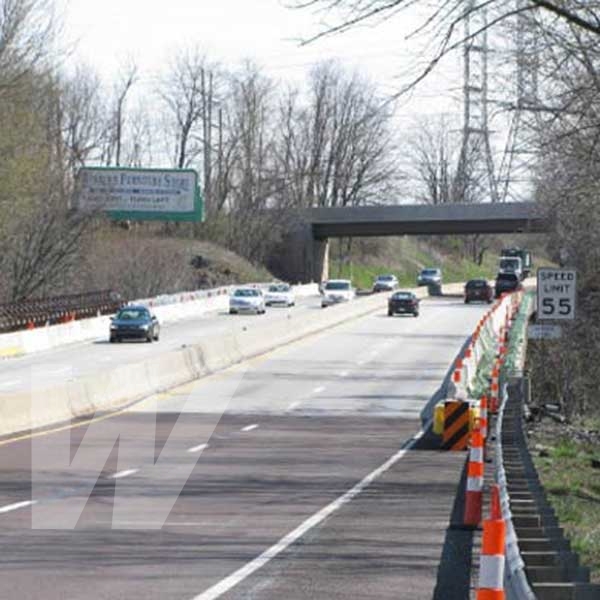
left=0, top=296, right=320, bottom=393
left=0, top=296, right=488, bottom=599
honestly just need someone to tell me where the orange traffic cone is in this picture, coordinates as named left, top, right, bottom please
left=463, top=424, right=484, bottom=527
left=490, top=372, right=499, bottom=414
left=477, top=499, right=506, bottom=599
left=490, top=483, right=502, bottom=520
left=453, top=358, right=463, bottom=383
left=479, top=396, right=488, bottom=439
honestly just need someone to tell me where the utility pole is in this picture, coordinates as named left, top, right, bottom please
left=458, top=1, right=499, bottom=203
left=201, top=68, right=213, bottom=216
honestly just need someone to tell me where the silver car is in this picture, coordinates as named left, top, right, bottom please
left=417, top=268, right=442, bottom=286
left=229, top=288, right=266, bottom=315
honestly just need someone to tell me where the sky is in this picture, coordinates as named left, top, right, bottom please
left=58, top=0, right=463, bottom=122
left=57, top=0, right=527, bottom=199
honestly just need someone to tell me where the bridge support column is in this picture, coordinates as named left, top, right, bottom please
left=268, top=223, right=329, bottom=284
left=312, top=237, right=329, bottom=283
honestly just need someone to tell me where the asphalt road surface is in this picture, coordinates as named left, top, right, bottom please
left=0, top=296, right=488, bottom=600
left=0, top=296, right=320, bottom=394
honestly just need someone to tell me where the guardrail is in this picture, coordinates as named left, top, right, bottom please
left=0, top=290, right=124, bottom=333
left=496, top=382, right=537, bottom=599
left=477, top=293, right=600, bottom=600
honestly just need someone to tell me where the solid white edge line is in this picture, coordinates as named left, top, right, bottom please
left=0, top=500, right=37, bottom=514
left=191, top=431, right=423, bottom=600
left=187, top=443, right=209, bottom=453
left=312, top=386, right=325, bottom=394
left=110, top=469, right=139, bottom=479
left=241, top=424, right=258, bottom=432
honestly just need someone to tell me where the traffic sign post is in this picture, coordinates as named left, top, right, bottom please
left=537, top=268, right=576, bottom=320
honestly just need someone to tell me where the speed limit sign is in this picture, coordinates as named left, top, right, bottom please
left=537, top=268, right=576, bottom=320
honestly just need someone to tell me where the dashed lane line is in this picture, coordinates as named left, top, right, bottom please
left=0, top=500, right=37, bottom=515
left=109, top=469, right=139, bottom=480
left=187, top=443, right=209, bottom=453
left=191, top=430, right=424, bottom=600
left=241, top=424, right=258, bottom=433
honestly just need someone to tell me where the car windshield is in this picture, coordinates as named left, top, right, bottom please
left=325, top=281, right=350, bottom=291
left=421, top=269, right=439, bottom=276
left=377, top=275, right=394, bottom=281
left=393, top=292, right=413, bottom=300
left=268, top=284, right=290, bottom=292
left=116, top=308, right=149, bottom=320
left=497, top=273, right=518, bottom=283
left=234, top=289, right=259, bottom=297
left=467, top=280, right=487, bottom=288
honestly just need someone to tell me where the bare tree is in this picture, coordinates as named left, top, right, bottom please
left=58, top=65, right=106, bottom=177
left=0, top=0, right=57, bottom=97
left=274, top=62, right=399, bottom=210
left=158, top=46, right=222, bottom=215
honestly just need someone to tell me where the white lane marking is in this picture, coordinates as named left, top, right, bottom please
left=241, top=424, right=258, bottom=432
left=110, top=469, right=139, bottom=479
left=0, top=500, right=37, bottom=514
left=312, top=386, right=325, bottom=394
left=286, top=401, right=301, bottom=411
left=187, top=443, right=209, bottom=453
left=191, top=433, right=422, bottom=600
left=356, top=360, right=366, bottom=366
left=338, top=371, right=349, bottom=378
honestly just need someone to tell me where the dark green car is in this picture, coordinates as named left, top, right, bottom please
left=109, top=305, right=160, bottom=343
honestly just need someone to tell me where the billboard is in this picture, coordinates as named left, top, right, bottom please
left=75, top=167, right=203, bottom=222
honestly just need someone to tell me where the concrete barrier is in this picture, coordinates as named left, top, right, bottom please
left=0, top=283, right=461, bottom=437
left=0, top=283, right=320, bottom=360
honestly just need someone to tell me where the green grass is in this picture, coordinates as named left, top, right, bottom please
left=533, top=428, right=600, bottom=582
left=331, top=237, right=497, bottom=290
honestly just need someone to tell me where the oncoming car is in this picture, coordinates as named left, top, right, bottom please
left=321, top=279, right=355, bottom=308
left=464, top=279, right=494, bottom=304
left=373, top=274, right=399, bottom=293
left=417, top=268, right=442, bottom=287
left=388, top=291, right=420, bottom=317
left=264, top=283, right=295, bottom=307
left=109, top=305, right=160, bottom=343
left=229, top=287, right=266, bottom=315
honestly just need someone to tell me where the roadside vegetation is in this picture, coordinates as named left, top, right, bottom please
left=531, top=423, right=600, bottom=583
left=330, top=234, right=549, bottom=291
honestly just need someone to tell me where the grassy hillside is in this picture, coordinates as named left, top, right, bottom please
left=329, top=235, right=547, bottom=290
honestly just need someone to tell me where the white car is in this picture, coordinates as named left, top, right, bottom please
left=373, top=274, right=399, bottom=293
left=265, top=283, right=295, bottom=307
left=229, top=287, right=266, bottom=315
left=321, top=279, right=355, bottom=308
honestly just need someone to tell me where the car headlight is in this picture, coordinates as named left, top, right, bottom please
left=140, top=324, right=150, bottom=330
left=110, top=324, right=117, bottom=330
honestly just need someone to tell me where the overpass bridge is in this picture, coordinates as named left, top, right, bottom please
left=277, top=202, right=548, bottom=283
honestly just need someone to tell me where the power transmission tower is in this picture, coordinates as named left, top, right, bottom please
left=497, top=0, right=540, bottom=202
left=457, top=1, right=499, bottom=203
